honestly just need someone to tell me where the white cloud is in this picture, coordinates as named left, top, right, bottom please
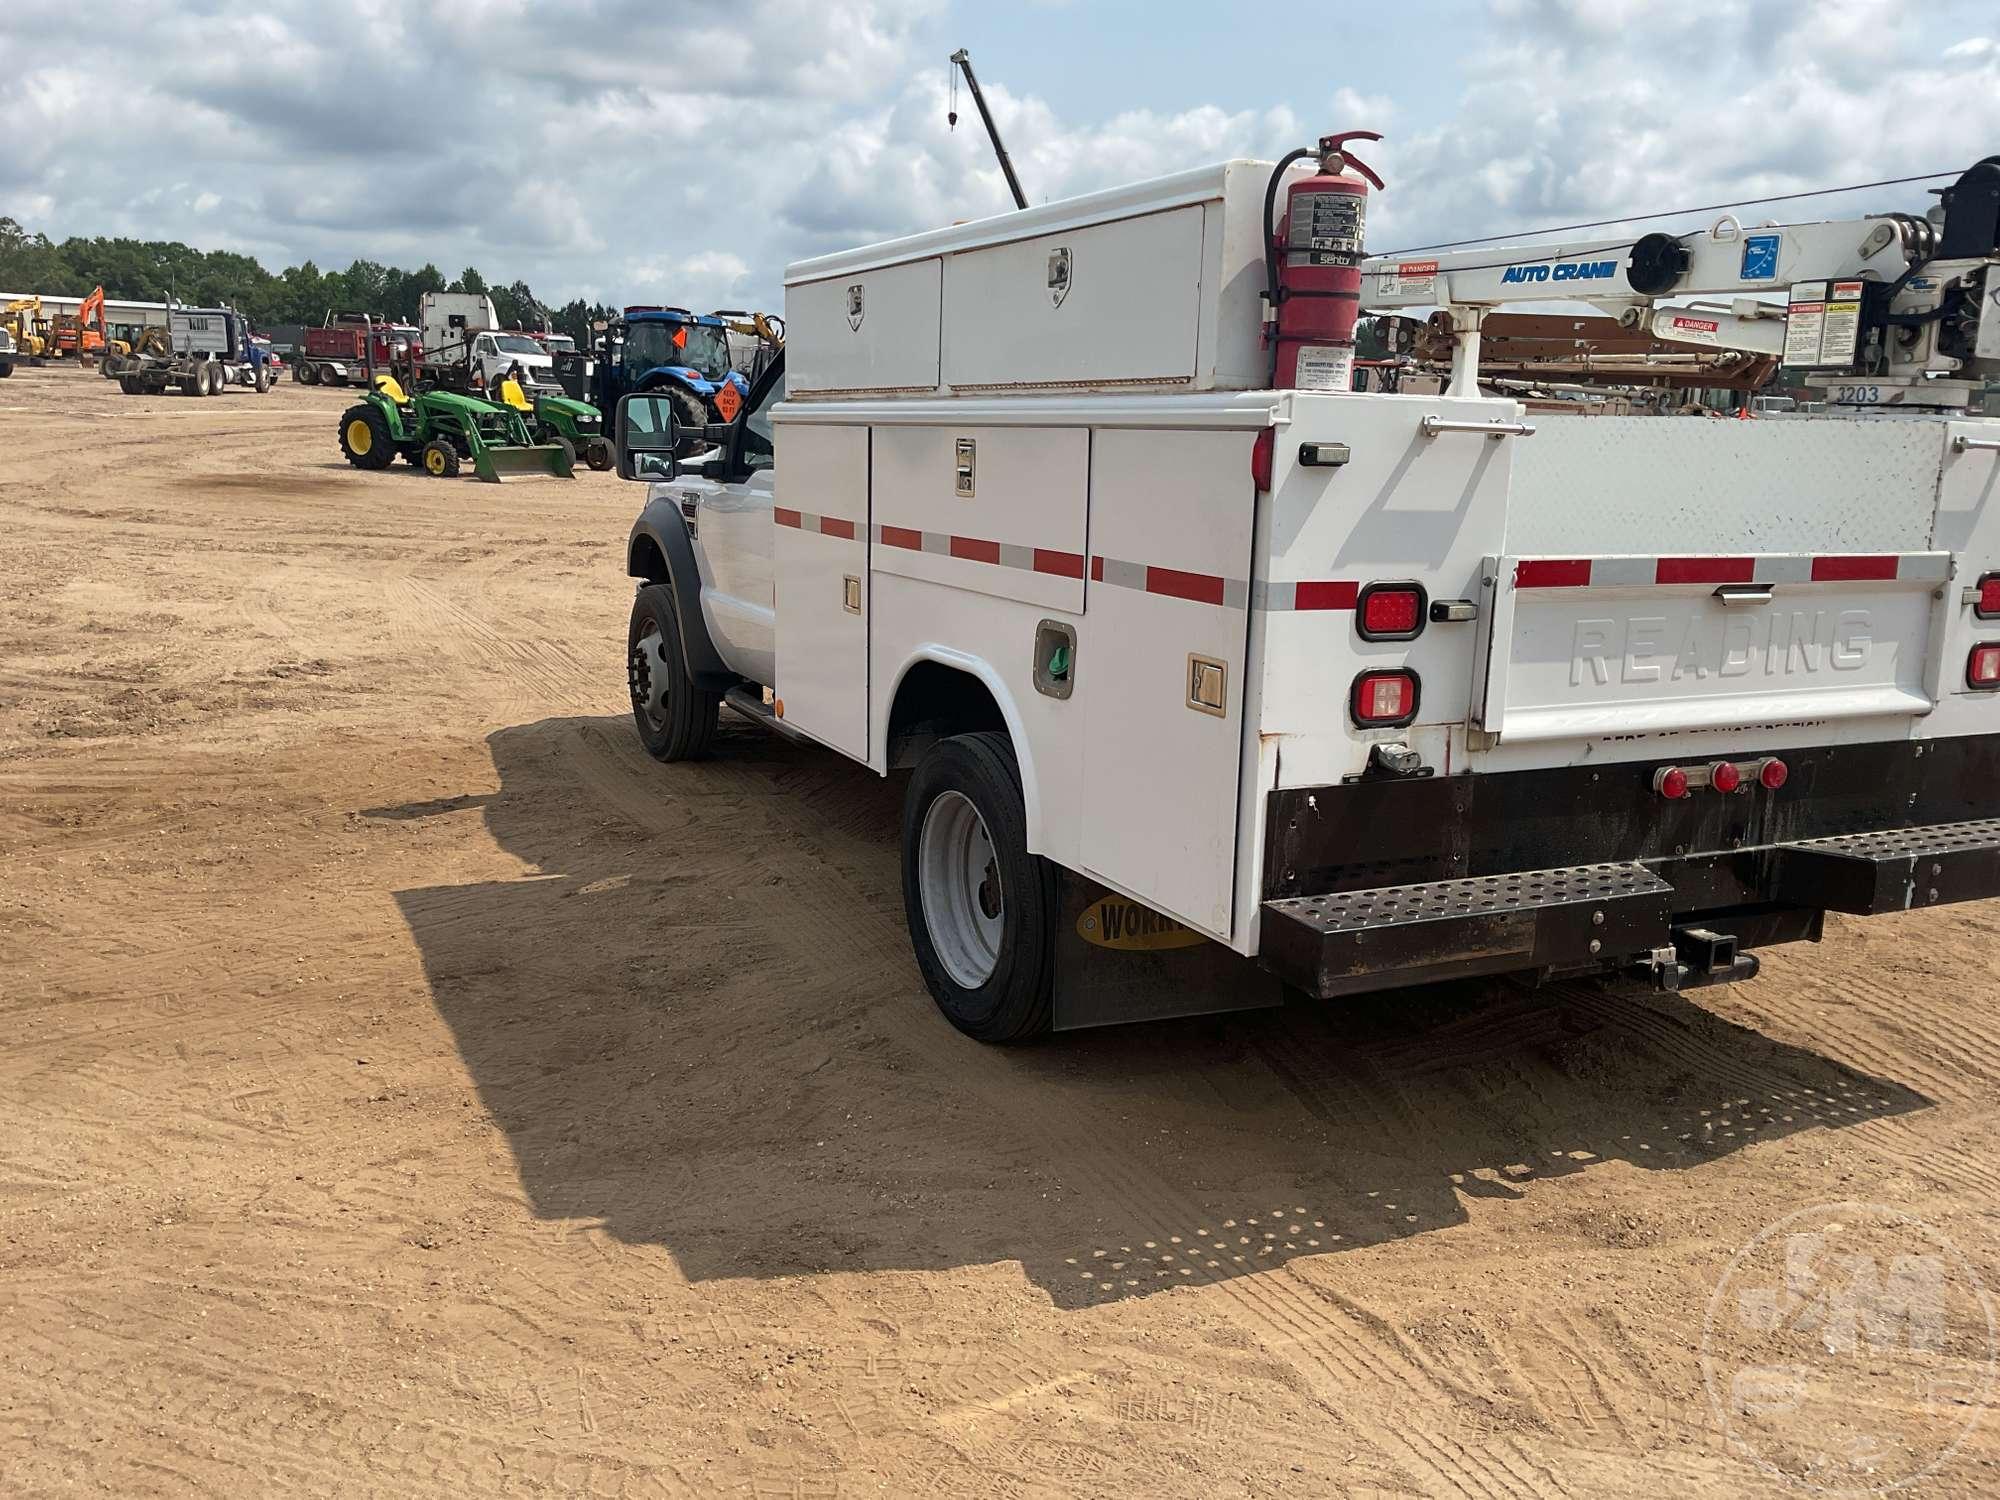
left=1, top=0, right=1995, bottom=315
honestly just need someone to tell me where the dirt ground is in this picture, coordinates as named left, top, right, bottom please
left=2, top=364, right=1999, bottom=1498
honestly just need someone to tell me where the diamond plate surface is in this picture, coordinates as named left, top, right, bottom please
left=1509, top=416, right=1945, bottom=555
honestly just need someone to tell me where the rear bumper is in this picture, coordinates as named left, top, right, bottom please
left=1257, top=735, right=2000, bottom=999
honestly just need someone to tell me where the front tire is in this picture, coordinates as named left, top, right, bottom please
left=627, top=583, right=718, bottom=761
left=419, top=438, right=460, bottom=478
left=582, top=436, right=613, bottom=471
left=901, top=732, right=1057, bottom=1044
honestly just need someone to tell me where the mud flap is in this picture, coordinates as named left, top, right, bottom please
left=1052, top=872, right=1280, bottom=1031
left=471, top=442, right=577, bottom=484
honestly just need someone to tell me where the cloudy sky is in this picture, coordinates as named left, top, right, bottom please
left=3, top=0, right=1997, bottom=312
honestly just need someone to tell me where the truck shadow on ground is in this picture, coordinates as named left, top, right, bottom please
left=377, top=713, right=1931, bottom=1309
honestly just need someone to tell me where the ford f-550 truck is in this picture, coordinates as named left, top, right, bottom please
left=612, top=154, right=2000, bottom=1043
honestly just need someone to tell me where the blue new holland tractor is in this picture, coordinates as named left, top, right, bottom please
left=592, top=307, right=751, bottom=455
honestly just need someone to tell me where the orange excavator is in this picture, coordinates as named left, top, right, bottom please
left=54, top=286, right=111, bottom=361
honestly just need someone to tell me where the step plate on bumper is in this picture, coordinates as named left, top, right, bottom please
left=1769, top=818, right=2000, bottom=915
left=1261, top=862, right=1672, bottom=999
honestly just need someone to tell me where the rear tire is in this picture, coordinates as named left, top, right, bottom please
left=338, top=404, right=395, bottom=469
left=664, top=385, right=707, bottom=457
left=298, top=360, right=319, bottom=386
left=119, top=374, right=141, bottom=396
left=205, top=361, right=226, bottom=396
left=627, top=583, right=719, bottom=761
left=901, top=732, right=1057, bottom=1044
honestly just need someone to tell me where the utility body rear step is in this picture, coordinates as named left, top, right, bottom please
left=1262, top=817, right=2000, bottom=999
left=1769, top=818, right=2000, bottom=915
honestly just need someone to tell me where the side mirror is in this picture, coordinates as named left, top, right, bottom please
left=616, top=392, right=679, bottom=482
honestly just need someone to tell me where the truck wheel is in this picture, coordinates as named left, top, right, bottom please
left=179, top=372, right=202, bottom=397
left=339, top=404, right=395, bottom=470
left=119, top=375, right=141, bottom=396
left=583, top=436, right=613, bottom=471
left=628, top=583, right=719, bottom=761
left=205, top=362, right=226, bottom=396
left=298, top=361, right=318, bottom=386
left=419, top=439, right=461, bottom=478
left=255, top=364, right=273, bottom=394
left=0, top=362, right=13, bottom=379
left=901, top=732, right=1057, bottom=1044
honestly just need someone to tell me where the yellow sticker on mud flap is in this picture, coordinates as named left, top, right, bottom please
left=1077, top=896, right=1206, bottom=951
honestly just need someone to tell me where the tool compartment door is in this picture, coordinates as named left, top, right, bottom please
left=1477, top=552, right=1950, bottom=743
left=773, top=425, right=870, bottom=759
left=1079, top=428, right=1256, bottom=938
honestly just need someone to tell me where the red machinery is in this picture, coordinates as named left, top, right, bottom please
left=1267, top=130, right=1382, bottom=392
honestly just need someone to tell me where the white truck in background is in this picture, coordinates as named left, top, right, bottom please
left=415, top=292, right=556, bottom=394
left=612, top=153, right=2000, bottom=1043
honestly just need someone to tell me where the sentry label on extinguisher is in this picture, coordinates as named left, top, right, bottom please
left=1294, top=344, right=1355, bottom=393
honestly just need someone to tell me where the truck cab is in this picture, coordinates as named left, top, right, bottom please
left=469, top=331, right=559, bottom=395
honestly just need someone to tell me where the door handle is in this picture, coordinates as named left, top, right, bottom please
left=1714, top=584, right=1775, bottom=605
left=1420, top=415, right=1537, bottom=440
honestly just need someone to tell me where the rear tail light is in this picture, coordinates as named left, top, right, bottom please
left=1977, top=574, right=2000, bottom=620
left=1654, top=766, right=1691, bottom=800
left=1970, top=643, right=2000, bottom=689
left=1356, top=581, right=1428, bottom=642
left=1350, top=669, right=1419, bottom=728
left=1709, top=760, right=1742, bottom=794
left=1251, top=429, right=1275, bottom=491
left=1758, top=757, right=1789, bottom=790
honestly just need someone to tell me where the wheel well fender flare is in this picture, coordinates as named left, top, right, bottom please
left=879, top=647, right=1045, bottom=850
left=626, top=502, right=732, bottom=688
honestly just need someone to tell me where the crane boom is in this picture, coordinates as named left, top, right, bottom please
left=948, top=48, right=1028, bottom=212
left=1360, top=158, right=2000, bottom=404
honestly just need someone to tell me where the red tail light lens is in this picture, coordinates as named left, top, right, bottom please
left=1350, top=669, right=1418, bottom=728
left=1758, top=757, right=1789, bottom=790
left=1970, top=643, right=2000, bottom=689
left=1251, top=429, right=1275, bottom=491
left=1654, top=766, right=1691, bottom=800
left=1709, top=760, right=1742, bottom=794
left=1356, top=581, right=1427, bottom=642
left=1977, top=574, right=2000, bottom=620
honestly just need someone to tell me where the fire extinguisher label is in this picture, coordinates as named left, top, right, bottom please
left=1288, top=193, right=1365, bottom=254
left=1294, top=345, right=1354, bottom=393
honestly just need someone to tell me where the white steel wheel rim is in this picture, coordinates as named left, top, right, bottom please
left=633, top=623, right=673, bottom=727
left=919, top=790, right=1004, bottom=989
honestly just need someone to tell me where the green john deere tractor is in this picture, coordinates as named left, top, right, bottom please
left=530, top=392, right=614, bottom=471
left=336, top=376, right=574, bottom=482
left=334, top=317, right=574, bottom=483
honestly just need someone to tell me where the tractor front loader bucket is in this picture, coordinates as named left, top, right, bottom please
left=460, top=421, right=577, bottom=483
left=470, top=441, right=576, bottom=483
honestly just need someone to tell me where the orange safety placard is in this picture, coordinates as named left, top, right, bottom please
left=713, top=382, right=742, bottom=422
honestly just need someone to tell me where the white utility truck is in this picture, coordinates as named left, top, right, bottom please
left=613, top=154, right=2000, bottom=1042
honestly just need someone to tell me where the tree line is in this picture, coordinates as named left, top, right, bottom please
left=0, top=217, right=617, bottom=345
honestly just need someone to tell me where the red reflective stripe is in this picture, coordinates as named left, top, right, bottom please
left=1090, top=555, right=1106, bottom=582
left=1145, top=565, right=1226, bottom=606
left=1293, top=580, right=1360, bottom=610
left=819, top=517, right=856, bottom=540
left=949, top=535, right=1001, bottom=564
left=1812, top=554, right=1898, bottom=582
left=1515, top=559, right=1592, bottom=588
left=1032, top=548, right=1085, bottom=578
left=773, top=507, right=803, bottom=529
left=880, top=524, right=923, bottom=550
left=1657, top=557, right=1755, bottom=584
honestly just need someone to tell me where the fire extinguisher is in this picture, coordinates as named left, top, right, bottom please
left=1265, top=130, right=1383, bottom=392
